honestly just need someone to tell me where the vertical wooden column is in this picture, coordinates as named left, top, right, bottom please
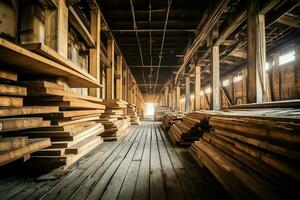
left=210, top=45, right=220, bottom=110
left=247, top=0, right=266, bottom=103
left=116, top=56, right=123, bottom=99
left=194, top=65, right=201, bottom=111
left=172, top=90, right=176, bottom=110
left=89, top=9, right=101, bottom=97
left=106, top=39, right=115, bottom=99
left=57, top=0, right=68, bottom=57
left=169, top=90, right=172, bottom=109
left=185, top=75, right=190, bottom=112
left=122, top=65, right=128, bottom=101
left=164, top=86, right=169, bottom=107
left=101, top=67, right=106, bottom=99
left=45, top=8, right=57, bottom=50
left=176, top=85, right=180, bottom=111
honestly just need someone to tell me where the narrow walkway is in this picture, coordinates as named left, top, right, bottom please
left=0, top=121, right=229, bottom=200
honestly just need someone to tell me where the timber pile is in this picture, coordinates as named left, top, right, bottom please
left=136, top=106, right=144, bottom=120
left=167, top=111, right=218, bottom=146
left=154, top=106, right=172, bottom=121
left=7, top=80, right=105, bottom=169
left=99, top=99, right=130, bottom=141
left=161, top=113, right=184, bottom=131
left=0, top=69, right=54, bottom=166
left=127, top=104, right=141, bottom=125
left=188, top=112, right=300, bottom=199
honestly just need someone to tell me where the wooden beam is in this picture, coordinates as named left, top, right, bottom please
left=176, top=85, right=180, bottom=111
left=68, top=7, right=95, bottom=48
left=122, top=64, right=128, bottom=101
left=106, top=39, right=115, bottom=99
left=185, top=75, right=190, bottom=112
left=247, top=0, right=266, bottom=103
left=89, top=9, right=101, bottom=97
left=164, top=86, right=169, bottom=107
left=215, top=10, right=246, bottom=46
left=194, top=65, right=201, bottom=111
left=116, top=56, right=123, bottom=99
left=210, top=45, right=220, bottom=110
left=57, top=0, right=68, bottom=57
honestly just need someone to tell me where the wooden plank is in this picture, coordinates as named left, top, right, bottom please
left=133, top=126, right=151, bottom=200
left=0, top=39, right=100, bottom=88
left=68, top=7, right=95, bottom=48
left=149, top=124, right=166, bottom=200
left=0, top=118, right=48, bottom=132
left=5, top=86, right=25, bottom=101
left=21, top=43, right=100, bottom=85
left=0, top=106, right=58, bottom=118
left=0, top=96, right=23, bottom=107
left=20, top=80, right=65, bottom=90
left=106, top=38, right=115, bottom=99
left=49, top=110, right=103, bottom=118
left=0, top=138, right=51, bottom=166
left=26, top=87, right=103, bottom=103
left=65, top=136, right=103, bottom=154
left=0, top=69, right=17, bottom=81
left=0, top=137, right=28, bottom=151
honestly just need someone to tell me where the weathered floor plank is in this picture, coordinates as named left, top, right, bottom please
left=0, top=121, right=229, bottom=200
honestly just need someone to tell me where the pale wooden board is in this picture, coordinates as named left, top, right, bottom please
left=0, top=136, right=28, bottom=151
left=0, top=138, right=51, bottom=166
left=0, top=69, right=17, bottom=81
left=0, top=39, right=100, bottom=88
left=0, top=106, right=59, bottom=117
left=0, top=96, right=23, bottom=107
left=0, top=117, right=49, bottom=132
left=0, top=84, right=27, bottom=96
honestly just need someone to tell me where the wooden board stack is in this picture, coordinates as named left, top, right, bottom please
left=7, top=80, right=105, bottom=169
left=161, top=113, right=183, bottom=131
left=154, top=106, right=172, bottom=121
left=98, top=99, right=130, bottom=141
left=188, top=108, right=300, bottom=199
left=127, top=104, right=141, bottom=125
left=167, top=111, right=217, bottom=146
left=0, top=69, right=55, bottom=166
left=136, top=106, right=144, bottom=120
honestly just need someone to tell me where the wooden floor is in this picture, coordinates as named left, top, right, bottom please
left=0, top=121, right=229, bottom=200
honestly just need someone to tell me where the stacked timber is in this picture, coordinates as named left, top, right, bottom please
left=161, top=113, right=184, bottom=131
left=7, top=80, right=105, bottom=169
left=99, top=99, right=130, bottom=141
left=136, top=106, right=144, bottom=120
left=168, top=111, right=218, bottom=146
left=127, top=104, right=141, bottom=125
left=188, top=111, right=300, bottom=199
left=154, top=106, right=172, bottom=121
left=0, top=69, right=55, bottom=166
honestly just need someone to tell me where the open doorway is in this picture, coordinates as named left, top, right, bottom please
left=145, top=102, right=155, bottom=116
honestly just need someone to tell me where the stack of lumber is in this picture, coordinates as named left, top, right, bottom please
left=7, top=80, right=105, bottom=169
left=0, top=69, right=54, bottom=166
left=136, top=106, right=144, bottom=119
left=127, top=104, right=141, bottom=125
left=188, top=110, right=300, bottom=199
left=99, top=99, right=130, bottom=141
left=154, top=106, right=172, bottom=121
left=167, top=111, right=218, bottom=146
left=161, top=113, right=184, bottom=131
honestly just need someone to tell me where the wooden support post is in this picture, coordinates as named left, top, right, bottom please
left=101, top=67, right=105, bottom=99
left=164, top=86, right=169, bottom=107
left=176, top=85, right=180, bottom=111
left=247, top=0, right=266, bottom=103
left=210, top=45, right=220, bottom=110
left=57, top=0, right=68, bottom=57
left=185, top=75, right=190, bottom=112
left=169, top=90, right=172, bottom=110
left=116, top=56, right=123, bottom=99
left=122, top=65, right=128, bottom=101
left=88, top=9, right=101, bottom=97
left=45, top=8, right=57, bottom=50
left=194, top=64, right=201, bottom=111
left=106, top=39, right=115, bottom=99
left=172, top=90, right=176, bottom=110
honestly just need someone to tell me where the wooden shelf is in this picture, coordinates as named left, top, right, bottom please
left=0, top=39, right=100, bottom=88
left=21, top=43, right=102, bottom=87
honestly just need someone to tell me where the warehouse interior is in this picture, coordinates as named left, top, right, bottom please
left=0, top=0, right=299, bottom=199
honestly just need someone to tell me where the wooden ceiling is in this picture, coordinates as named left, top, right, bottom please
left=98, top=0, right=300, bottom=96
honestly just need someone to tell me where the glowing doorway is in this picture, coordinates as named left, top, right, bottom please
left=145, top=102, right=155, bottom=115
